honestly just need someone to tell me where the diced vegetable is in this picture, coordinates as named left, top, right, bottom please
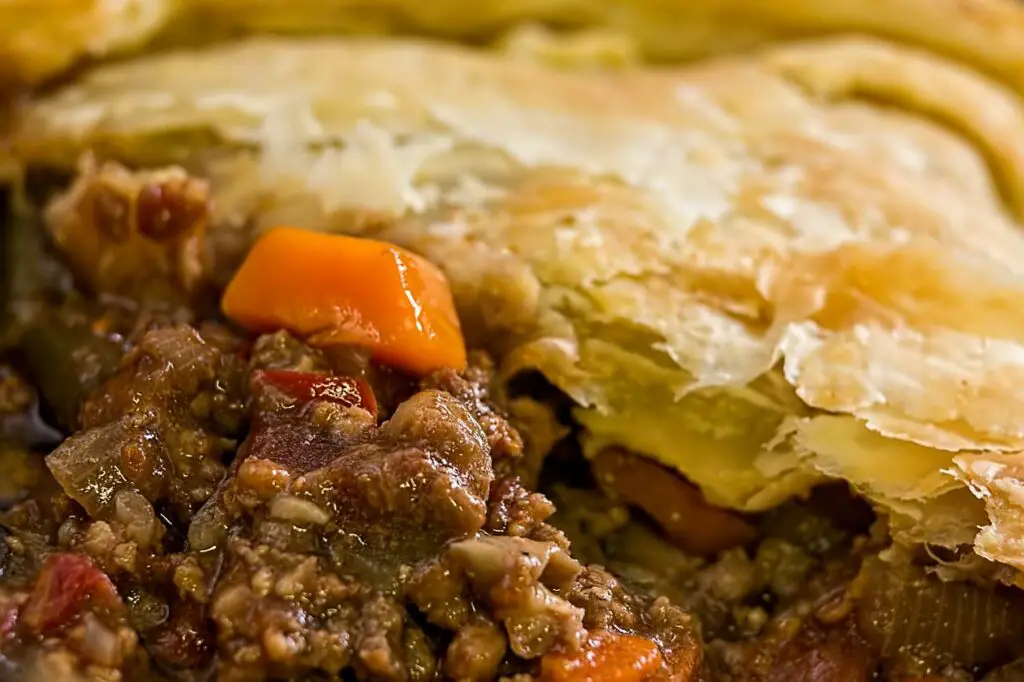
left=591, top=448, right=756, bottom=556
left=857, top=555, right=1024, bottom=670
left=2, top=205, right=67, bottom=347
left=769, top=616, right=875, bottom=682
left=222, top=227, right=466, bottom=375
left=0, top=603, right=17, bottom=640
left=541, top=631, right=663, bottom=682
left=46, top=418, right=168, bottom=517
left=254, top=369, right=377, bottom=418
left=21, top=312, right=124, bottom=430
left=20, top=553, right=120, bottom=634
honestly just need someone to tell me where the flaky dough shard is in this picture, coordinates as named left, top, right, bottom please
left=8, top=16, right=1024, bottom=574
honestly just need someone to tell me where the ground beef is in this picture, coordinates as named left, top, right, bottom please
left=424, top=357, right=524, bottom=465
left=485, top=477, right=555, bottom=538
left=249, top=330, right=331, bottom=374
left=567, top=566, right=701, bottom=679
left=0, top=323, right=702, bottom=682
left=44, top=159, right=210, bottom=304
left=208, top=538, right=364, bottom=679
left=302, top=390, right=493, bottom=574
left=46, top=325, right=248, bottom=523
left=448, top=535, right=585, bottom=659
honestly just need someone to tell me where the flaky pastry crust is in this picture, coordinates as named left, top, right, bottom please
left=6, top=0, right=1024, bottom=90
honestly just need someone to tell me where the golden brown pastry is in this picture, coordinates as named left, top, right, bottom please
left=0, top=0, right=177, bottom=89
left=7, top=0, right=1024, bottom=90
left=7, top=2, right=1024, bottom=582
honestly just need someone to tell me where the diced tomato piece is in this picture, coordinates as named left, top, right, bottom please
left=541, top=631, right=664, bottom=682
left=19, top=553, right=119, bottom=634
left=254, top=370, right=377, bottom=417
left=0, top=603, right=18, bottom=640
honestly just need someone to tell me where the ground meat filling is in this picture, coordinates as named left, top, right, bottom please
left=195, top=341, right=697, bottom=680
left=0, top=321, right=700, bottom=681
left=7, top=155, right=1024, bottom=682
left=44, top=159, right=211, bottom=304
left=46, top=324, right=248, bottom=522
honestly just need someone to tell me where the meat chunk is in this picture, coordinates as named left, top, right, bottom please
left=45, top=158, right=210, bottom=302
left=425, top=359, right=523, bottom=462
left=46, top=325, right=247, bottom=520
left=312, top=439, right=490, bottom=572
left=293, top=389, right=493, bottom=574
left=486, top=476, right=556, bottom=537
left=425, top=354, right=566, bottom=487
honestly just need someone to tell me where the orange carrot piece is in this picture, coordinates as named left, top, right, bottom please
left=591, top=448, right=756, bottom=556
left=541, top=631, right=663, bottom=682
left=222, top=227, right=466, bottom=375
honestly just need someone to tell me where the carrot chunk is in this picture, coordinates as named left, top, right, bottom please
left=222, top=227, right=466, bottom=375
left=541, top=631, right=663, bottom=682
left=591, top=448, right=756, bottom=556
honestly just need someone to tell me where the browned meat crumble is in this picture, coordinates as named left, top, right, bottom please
left=4, top=162, right=1024, bottom=682
left=0, top=316, right=700, bottom=681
